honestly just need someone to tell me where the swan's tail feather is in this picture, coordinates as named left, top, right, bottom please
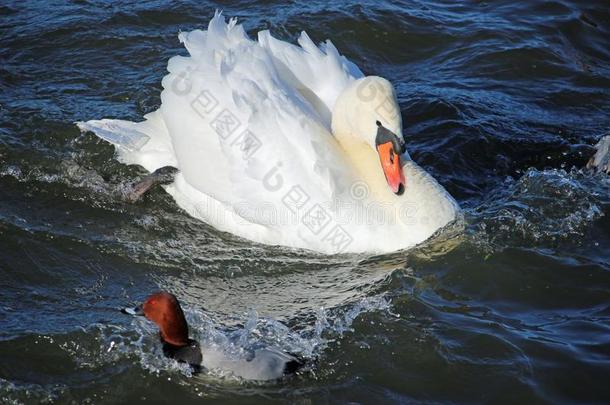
left=76, top=119, right=150, bottom=151
left=76, top=110, right=177, bottom=173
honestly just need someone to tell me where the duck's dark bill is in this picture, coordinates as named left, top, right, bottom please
left=121, top=305, right=144, bottom=316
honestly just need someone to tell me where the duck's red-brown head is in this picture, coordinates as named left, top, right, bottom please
left=132, top=291, right=190, bottom=347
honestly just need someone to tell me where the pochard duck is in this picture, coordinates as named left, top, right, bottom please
left=122, top=291, right=304, bottom=380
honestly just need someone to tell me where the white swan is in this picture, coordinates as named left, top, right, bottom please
left=78, top=12, right=459, bottom=254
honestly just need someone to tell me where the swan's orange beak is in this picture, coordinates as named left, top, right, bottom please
left=377, top=142, right=406, bottom=195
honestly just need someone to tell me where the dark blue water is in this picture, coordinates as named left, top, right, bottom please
left=1, top=1, right=609, bottom=403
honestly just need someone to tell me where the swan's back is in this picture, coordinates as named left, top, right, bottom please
left=159, top=13, right=357, bottom=207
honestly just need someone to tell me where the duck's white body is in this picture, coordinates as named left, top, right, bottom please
left=78, top=13, right=459, bottom=254
left=200, top=345, right=300, bottom=380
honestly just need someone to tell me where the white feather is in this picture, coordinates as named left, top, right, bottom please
left=77, top=13, right=459, bottom=253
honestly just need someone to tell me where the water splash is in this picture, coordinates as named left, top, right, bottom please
left=0, top=378, right=65, bottom=405
left=471, top=167, right=608, bottom=250
left=79, top=294, right=393, bottom=382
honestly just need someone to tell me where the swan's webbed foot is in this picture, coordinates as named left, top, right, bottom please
left=127, top=166, right=179, bottom=202
left=587, top=135, right=610, bottom=175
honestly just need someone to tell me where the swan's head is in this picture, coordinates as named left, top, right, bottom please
left=332, top=76, right=406, bottom=195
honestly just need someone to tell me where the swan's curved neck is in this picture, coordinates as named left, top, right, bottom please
left=335, top=136, right=394, bottom=201
left=331, top=77, right=403, bottom=202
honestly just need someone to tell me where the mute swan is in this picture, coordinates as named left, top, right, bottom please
left=78, top=12, right=460, bottom=254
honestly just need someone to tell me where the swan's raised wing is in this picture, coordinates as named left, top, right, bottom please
left=159, top=14, right=357, bottom=226
left=258, top=29, right=363, bottom=125
left=78, top=13, right=361, bottom=251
